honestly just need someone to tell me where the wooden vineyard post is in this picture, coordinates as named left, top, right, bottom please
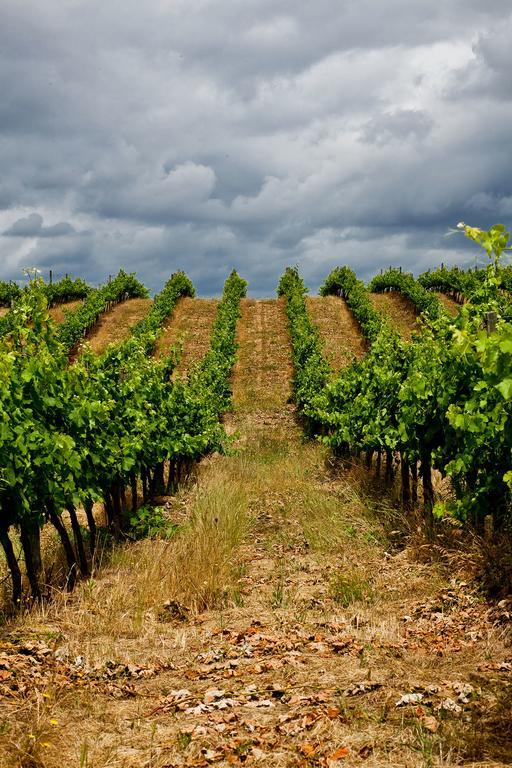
left=486, top=311, right=497, bottom=335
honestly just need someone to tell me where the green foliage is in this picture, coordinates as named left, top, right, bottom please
left=57, top=270, right=148, bottom=352
left=129, top=505, right=178, bottom=539
left=369, top=268, right=442, bottom=321
left=277, top=267, right=330, bottom=419
left=44, top=275, right=92, bottom=306
left=319, top=266, right=384, bottom=342
left=310, top=224, right=512, bottom=531
left=0, top=281, right=21, bottom=307
left=0, top=268, right=246, bottom=604
left=193, top=270, right=247, bottom=413
left=0, top=275, right=93, bottom=339
left=329, top=570, right=372, bottom=606
left=418, top=265, right=488, bottom=302
left=130, top=271, right=195, bottom=353
left=418, top=221, right=512, bottom=308
left=459, top=222, right=511, bottom=267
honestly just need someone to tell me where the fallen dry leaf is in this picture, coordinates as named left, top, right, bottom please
left=302, top=710, right=322, bottom=728
left=421, top=715, right=439, bottom=733
left=328, top=746, right=349, bottom=761
left=300, top=742, right=317, bottom=757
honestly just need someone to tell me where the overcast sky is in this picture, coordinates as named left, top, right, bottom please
left=1, top=1, right=511, bottom=295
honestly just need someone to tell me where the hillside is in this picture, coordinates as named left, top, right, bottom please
left=1, top=285, right=510, bottom=768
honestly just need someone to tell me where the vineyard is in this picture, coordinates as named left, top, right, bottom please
left=0, top=224, right=511, bottom=767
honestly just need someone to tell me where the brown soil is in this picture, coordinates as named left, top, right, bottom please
left=1, top=299, right=511, bottom=768
left=370, top=292, right=420, bottom=341
left=435, top=292, right=461, bottom=318
left=0, top=307, right=9, bottom=317
left=155, top=297, right=219, bottom=376
left=85, top=298, right=153, bottom=355
left=307, top=296, right=367, bottom=375
left=231, top=298, right=293, bottom=412
left=48, top=300, right=84, bottom=324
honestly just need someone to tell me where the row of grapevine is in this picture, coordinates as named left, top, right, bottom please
left=418, top=263, right=512, bottom=306
left=195, top=270, right=248, bottom=413
left=57, top=270, right=148, bottom=353
left=319, top=266, right=385, bottom=341
left=277, top=268, right=329, bottom=418
left=130, top=271, right=195, bottom=350
left=280, top=224, right=512, bottom=538
left=0, top=270, right=246, bottom=605
left=320, top=267, right=387, bottom=342
left=0, top=275, right=95, bottom=337
left=369, top=268, right=443, bottom=321
left=43, top=275, right=92, bottom=305
left=0, top=275, right=91, bottom=308
left=0, top=281, right=21, bottom=307
left=418, top=265, right=485, bottom=304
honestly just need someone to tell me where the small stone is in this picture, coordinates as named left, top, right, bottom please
left=204, top=688, right=226, bottom=703
left=395, top=693, right=424, bottom=707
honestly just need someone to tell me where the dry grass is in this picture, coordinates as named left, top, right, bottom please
left=0, top=685, right=75, bottom=768
left=307, top=296, right=367, bottom=376
left=2, top=412, right=511, bottom=767
left=435, top=292, right=461, bottom=318
left=370, top=291, right=419, bottom=340
left=155, top=297, right=219, bottom=375
left=232, top=298, right=293, bottom=412
left=85, top=298, right=152, bottom=354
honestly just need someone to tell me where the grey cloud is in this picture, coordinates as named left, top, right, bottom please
left=4, top=213, right=76, bottom=237
left=449, top=17, right=512, bottom=100
left=360, top=110, right=434, bottom=146
left=4, top=213, right=44, bottom=236
left=1, top=1, right=512, bottom=294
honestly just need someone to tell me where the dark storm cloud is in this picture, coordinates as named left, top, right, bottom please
left=4, top=213, right=76, bottom=237
left=1, top=1, right=512, bottom=295
left=449, top=17, right=512, bottom=100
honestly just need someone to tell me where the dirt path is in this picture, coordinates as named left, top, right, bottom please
left=155, top=297, right=219, bottom=376
left=232, top=298, right=293, bottom=412
left=370, top=292, right=419, bottom=340
left=85, top=298, right=153, bottom=354
left=1, top=301, right=511, bottom=768
left=307, top=296, right=367, bottom=375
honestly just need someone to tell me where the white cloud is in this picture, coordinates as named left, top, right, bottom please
left=0, top=1, right=511, bottom=294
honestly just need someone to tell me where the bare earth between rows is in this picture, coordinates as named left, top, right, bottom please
left=307, top=296, right=367, bottom=375
left=369, top=292, right=419, bottom=341
left=85, top=298, right=153, bottom=355
left=155, top=297, right=219, bottom=376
